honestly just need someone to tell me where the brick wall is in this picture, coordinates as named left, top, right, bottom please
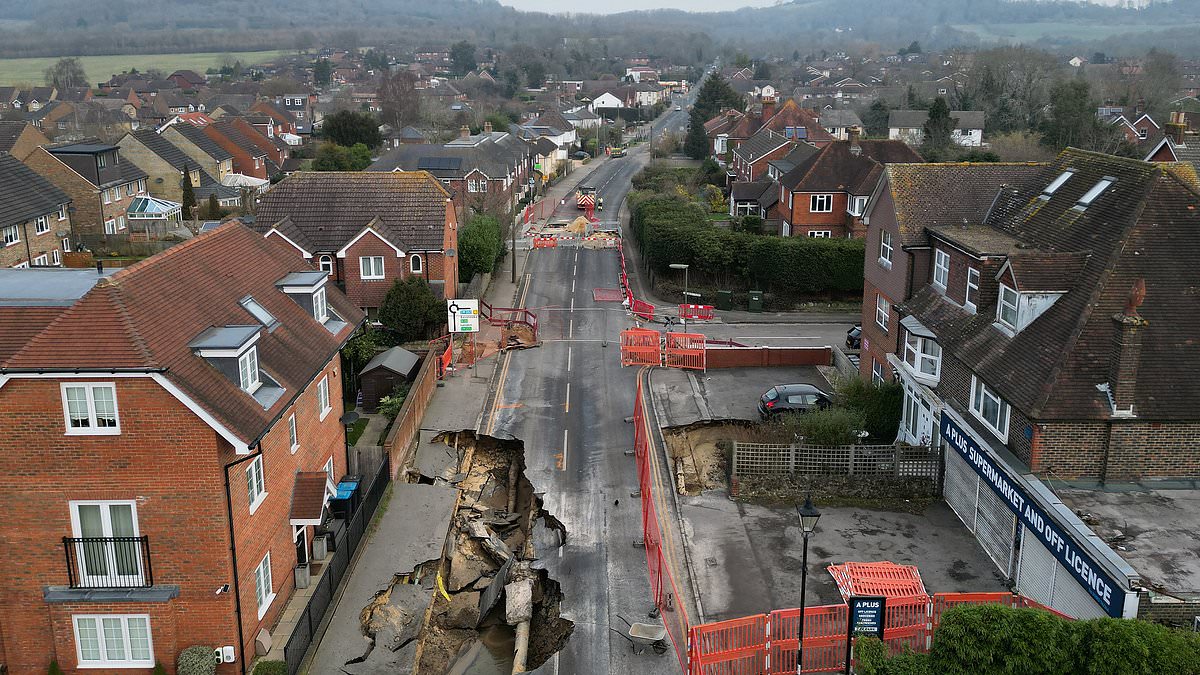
left=788, top=191, right=851, bottom=237
left=0, top=212, right=69, bottom=268
left=161, top=127, right=228, bottom=180
left=385, top=353, right=440, bottom=477
left=23, top=148, right=103, bottom=237
left=1136, top=591, right=1200, bottom=628
left=9, top=124, right=50, bottom=161
left=706, top=346, right=832, bottom=368
left=859, top=278, right=900, bottom=381
left=116, top=136, right=186, bottom=202
left=342, top=232, right=407, bottom=311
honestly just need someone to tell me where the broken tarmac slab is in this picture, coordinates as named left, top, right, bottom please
left=306, top=483, right=458, bottom=674
left=415, top=429, right=460, bottom=483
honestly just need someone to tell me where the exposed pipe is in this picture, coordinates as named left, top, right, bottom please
left=511, top=621, right=530, bottom=674
left=223, top=447, right=263, bottom=675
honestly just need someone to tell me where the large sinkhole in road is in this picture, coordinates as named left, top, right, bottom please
left=416, top=432, right=573, bottom=674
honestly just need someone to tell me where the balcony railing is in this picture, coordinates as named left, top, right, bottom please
left=63, top=536, right=154, bottom=589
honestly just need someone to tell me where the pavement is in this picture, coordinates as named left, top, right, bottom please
left=650, top=366, right=831, bottom=426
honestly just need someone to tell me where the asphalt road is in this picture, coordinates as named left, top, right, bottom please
left=480, top=141, right=690, bottom=673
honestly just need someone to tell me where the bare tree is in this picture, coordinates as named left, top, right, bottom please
left=44, top=57, right=87, bottom=90
left=378, top=71, right=421, bottom=129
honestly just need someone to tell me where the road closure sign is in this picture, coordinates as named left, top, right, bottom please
left=447, top=299, right=480, bottom=333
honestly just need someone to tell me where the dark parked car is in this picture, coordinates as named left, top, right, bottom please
left=846, top=324, right=862, bottom=350
left=758, top=384, right=833, bottom=418
left=571, top=151, right=590, bottom=160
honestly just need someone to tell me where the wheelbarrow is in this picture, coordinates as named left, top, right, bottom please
left=611, top=615, right=669, bottom=655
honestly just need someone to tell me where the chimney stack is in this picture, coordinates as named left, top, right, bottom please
left=1166, top=121, right=1186, bottom=146
left=760, top=94, right=777, bottom=121
left=1109, top=278, right=1147, bottom=416
left=484, top=121, right=493, bottom=134
left=848, top=125, right=862, bottom=154
left=460, top=125, right=470, bottom=139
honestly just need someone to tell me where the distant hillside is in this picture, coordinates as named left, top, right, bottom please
left=0, top=0, right=1196, bottom=59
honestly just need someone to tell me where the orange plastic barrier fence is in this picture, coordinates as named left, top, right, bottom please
left=533, top=236, right=558, bottom=248
left=688, top=615, right=769, bottom=675
left=664, top=332, right=706, bottom=371
left=429, top=336, right=453, bottom=379
left=767, top=605, right=848, bottom=674
left=631, top=298, right=655, bottom=322
left=679, top=304, right=715, bottom=320
left=621, top=328, right=661, bottom=367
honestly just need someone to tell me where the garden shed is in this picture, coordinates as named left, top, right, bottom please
left=359, top=346, right=421, bottom=412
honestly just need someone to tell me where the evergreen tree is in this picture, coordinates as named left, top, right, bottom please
left=181, top=173, right=196, bottom=220
left=684, top=110, right=711, bottom=160
left=862, top=99, right=891, bottom=137
left=692, top=73, right=743, bottom=123
left=921, top=96, right=954, bottom=158
left=206, top=194, right=220, bottom=220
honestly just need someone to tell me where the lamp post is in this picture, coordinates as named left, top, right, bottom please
left=796, top=494, right=822, bottom=675
left=669, top=263, right=689, bottom=328
left=339, top=410, right=360, bottom=475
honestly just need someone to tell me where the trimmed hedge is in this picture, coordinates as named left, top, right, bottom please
left=252, top=660, right=288, bottom=675
left=177, top=646, right=217, bottom=675
left=630, top=195, right=864, bottom=298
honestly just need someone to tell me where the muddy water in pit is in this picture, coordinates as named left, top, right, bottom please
left=446, top=624, right=516, bottom=675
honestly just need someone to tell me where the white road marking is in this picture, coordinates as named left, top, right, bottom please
left=571, top=279, right=576, bottom=293
left=567, top=347, right=573, bottom=371
left=565, top=381, right=571, bottom=413
left=722, top=335, right=826, bottom=340
left=562, top=428, right=569, bottom=470
left=570, top=298, right=575, bottom=311
left=569, top=319, right=574, bottom=337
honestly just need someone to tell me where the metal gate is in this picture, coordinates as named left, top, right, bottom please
left=943, top=448, right=1017, bottom=576
left=664, top=332, right=706, bottom=371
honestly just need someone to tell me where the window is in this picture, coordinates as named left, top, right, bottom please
left=360, top=256, right=385, bottom=280
left=312, top=287, right=328, bottom=323
left=1041, top=170, right=1073, bottom=197
left=240, top=297, right=278, bottom=329
left=288, top=414, right=299, bottom=453
left=33, top=254, right=48, bottom=266
left=70, top=501, right=142, bottom=586
left=1075, top=178, right=1114, bottom=209
left=810, top=194, right=833, bottom=212
left=904, top=334, right=942, bottom=378
left=324, top=456, right=335, bottom=483
left=104, top=219, right=116, bottom=235
left=58, top=120, right=67, bottom=129
left=317, top=375, right=331, bottom=420
left=875, top=294, right=890, bottom=331
left=848, top=196, right=868, bottom=216
left=254, top=552, right=275, bottom=619
left=970, top=376, right=1010, bottom=440
left=138, top=179, right=146, bottom=193
left=879, top=231, right=893, bottom=267
left=965, top=268, right=979, bottom=311
left=295, top=111, right=305, bottom=119
left=125, top=183, right=134, bottom=197
left=117, top=216, right=126, bottom=231
left=73, top=615, right=153, bottom=668
left=13, top=261, right=28, bottom=268
left=410, top=254, right=423, bottom=274
left=97, top=154, right=107, bottom=169
left=871, top=360, right=885, bottom=386
left=62, top=383, right=120, bottom=435
left=318, top=255, right=333, bottom=275
left=2, top=225, right=19, bottom=246
left=1138, top=128, right=1148, bottom=140
left=62, top=237, right=72, bottom=252
left=933, top=249, right=950, bottom=289
left=246, top=456, right=266, bottom=512
left=58, top=206, right=67, bottom=221
left=238, top=346, right=261, bottom=393
left=997, top=284, right=1019, bottom=328
left=52, top=250, right=61, bottom=265
left=808, top=230, right=832, bottom=238
left=35, top=215, right=50, bottom=234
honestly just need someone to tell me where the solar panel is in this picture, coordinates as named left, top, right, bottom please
left=417, top=156, right=462, bottom=171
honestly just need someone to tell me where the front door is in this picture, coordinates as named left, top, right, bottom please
left=71, top=501, right=143, bottom=587
left=901, top=382, right=934, bottom=446
left=294, top=525, right=308, bottom=566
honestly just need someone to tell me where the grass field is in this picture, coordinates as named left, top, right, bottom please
left=953, top=22, right=1200, bottom=43
left=0, top=50, right=292, bottom=86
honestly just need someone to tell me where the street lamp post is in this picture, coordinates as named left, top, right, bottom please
left=796, top=494, right=822, bottom=675
left=669, top=263, right=688, bottom=328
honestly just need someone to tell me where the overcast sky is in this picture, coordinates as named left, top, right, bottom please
left=498, top=0, right=780, bottom=14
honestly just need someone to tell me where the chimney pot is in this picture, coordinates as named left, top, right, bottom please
left=460, top=125, right=470, bottom=139
left=484, top=121, right=493, bottom=133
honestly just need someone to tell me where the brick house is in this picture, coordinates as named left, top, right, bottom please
left=117, top=130, right=240, bottom=210
left=729, top=129, right=796, bottom=182
left=866, top=149, right=1200, bottom=620
left=0, top=153, right=72, bottom=268
left=858, top=162, right=1046, bottom=384
left=705, top=95, right=835, bottom=157
left=369, top=124, right=534, bottom=220
left=202, top=121, right=269, bottom=180
left=21, top=142, right=148, bottom=241
left=774, top=132, right=922, bottom=238
left=0, top=120, right=50, bottom=158
left=0, top=223, right=364, bottom=673
left=162, top=122, right=235, bottom=181
left=248, top=101, right=298, bottom=137
left=254, top=171, right=459, bottom=313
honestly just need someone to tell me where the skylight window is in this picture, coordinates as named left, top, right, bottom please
left=1075, top=177, right=1115, bottom=209
left=1041, top=170, right=1074, bottom=197
left=240, top=296, right=278, bottom=329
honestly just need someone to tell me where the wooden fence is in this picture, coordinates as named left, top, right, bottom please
left=732, top=441, right=939, bottom=481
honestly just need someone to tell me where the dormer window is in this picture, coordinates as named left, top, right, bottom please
left=313, top=287, right=328, bottom=323
left=239, top=347, right=261, bottom=393
left=997, top=284, right=1019, bottom=328
left=1074, top=177, right=1115, bottom=210
left=1040, top=170, right=1073, bottom=198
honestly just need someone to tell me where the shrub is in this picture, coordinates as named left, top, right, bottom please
left=379, top=277, right=443, bottom=342
left=855, top=636, right=889, bottom=675
left=378, top=382, right=412, bottom=421
left=836, top=378, right=903, bottom=443
left=458, top=214, right=504, bottom=282
left=790, top=406, right=865, bottom=446
left=177, top=645, right=217, bottom=675
left=153, top=663, right=169, bottom=675
left=252, top=660, right=288, bottom=675
left=48, top=662, right=64, bottom=675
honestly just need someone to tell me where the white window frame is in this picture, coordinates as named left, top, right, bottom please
left=288, top=413, right=299, bottom=453
left=809, top=194, right=833, bottom=213
left=62, top=237, right=72, bottom=252
left=965, top=267, right=979, bottom=312
left=317, top=375, right=331, bottom=421
left=73, top=614, right=154, bottom=668
left=103, top=189, right=111, bottom=205
left=61, top=382, right=120, bottom=435
left=875, top=294, right=890, bottom=332
left=871, top=359, right=885, bottom=385
left=360, top=255, right=385, bottom=280
left=35, top=215, right=50, bottom=234
left=2, top=224, right=19, bottom=246
left=33, top=254, right=48, bottom=266
left=324, top=456, right=335, bottom=484
left=117, top=215, right=126, bottom=231
left=933, top=249, right=950, bottom=289
left=254, top=552, right=275, bottom=620
left=970, top=376, right=1010, bottom=441
left=879, top=230, right=893, bottom=268
left=997, top=283, right=1019, bottom=329
left=807, top=230, right=832, bottom=238
left=58, top=206, right=68, bottom=221
left=1075, top=178, right=1114, bottom=209
left=69, top=500, right=143, bottom=587
left=52, top=249, right=62, bottom=265
left=904, top=333, right=942, bottom=379
left=318, top=254, right=334, bottom=275
left=138, top=179, right=146, bottom=193
left=238, top=346, right=261, bottom=394
left=410, top=253, right=423, bottom=274
left=313, top=287, right=328, bottom=323
left=104, top=219, right=117, bottom=235
left=246, top=455, right=267, bottom=514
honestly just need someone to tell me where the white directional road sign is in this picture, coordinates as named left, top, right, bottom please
left=447, top=299, right=480, bottom=333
